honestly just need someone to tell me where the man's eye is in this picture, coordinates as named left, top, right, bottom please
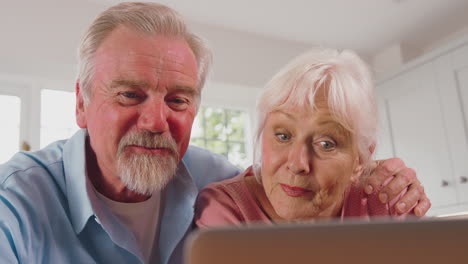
left=170, top=98, right=187, bottom=104
left=121, top=92, right=139, bottom=99
left=167, top=97, right=190, bottom=110
left=275, top=133, right=290, bottom=142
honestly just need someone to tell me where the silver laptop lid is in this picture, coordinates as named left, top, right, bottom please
left=185, top=218, right=468, bottom=264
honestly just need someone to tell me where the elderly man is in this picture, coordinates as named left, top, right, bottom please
left=0, top=2, right=429, bottom=264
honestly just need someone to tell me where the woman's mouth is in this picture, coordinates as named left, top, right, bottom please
left=280, top=184, right=312, bottom=197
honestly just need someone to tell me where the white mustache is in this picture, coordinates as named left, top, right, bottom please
left=117, top=131, right=179, bottom=158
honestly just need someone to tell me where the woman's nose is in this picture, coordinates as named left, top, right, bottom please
left=287, top=144, right=311, bottom=175
left=137, top=99, right=169, bottom=133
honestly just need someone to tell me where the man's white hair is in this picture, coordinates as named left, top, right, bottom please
left=252, top=48, right=378, bottom=181
left=77, top=1, right=212, bottom=106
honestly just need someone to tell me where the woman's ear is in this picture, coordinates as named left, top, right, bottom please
left=351, top=156, right=364, bottom=183
left=351, top=143, right=375, bottom=183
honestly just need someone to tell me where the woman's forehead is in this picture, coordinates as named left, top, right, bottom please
left=275, top=84, right=329, bottom=111
left=268, top=104, right=351, bottom=132
left=270, top=101, right=331, bottom=120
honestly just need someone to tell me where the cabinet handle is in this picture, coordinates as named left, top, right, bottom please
left=461, top=176, right=468, bottom=184
left=441, top=180, right=449, bottom=187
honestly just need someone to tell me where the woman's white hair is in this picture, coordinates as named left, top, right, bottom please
left=77, top=2, right=212, bottom=105
left=252, top=48, right=378, bottom=181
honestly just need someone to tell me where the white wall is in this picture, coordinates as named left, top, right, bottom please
left=423, top=25, right=468, bottom=54
left=372, top=24, right=468, bottom=80
left=191, top=22, right=310, bottom=88
left=0, top=0, right=310, bottom=95
left=0, top=0, right=105, bottom=85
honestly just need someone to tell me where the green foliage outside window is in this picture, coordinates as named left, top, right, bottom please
left=190, top=106, right=249, bottom=169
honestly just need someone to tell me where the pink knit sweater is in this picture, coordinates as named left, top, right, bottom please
left=195, top=168, right=409, bottom=228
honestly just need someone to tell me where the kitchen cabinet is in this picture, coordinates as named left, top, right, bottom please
left=376, top=42, right=468, bottom=216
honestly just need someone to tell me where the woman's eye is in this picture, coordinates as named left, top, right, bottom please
left=318, top=140, right=336, bottom=151
left=275, top=133, right=290, bottom=142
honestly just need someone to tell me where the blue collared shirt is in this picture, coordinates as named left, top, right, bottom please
left=0, top=129, right=239, bottom=264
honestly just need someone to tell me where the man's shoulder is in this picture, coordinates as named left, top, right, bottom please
left=184, top=145, right=229, bottom=163
left=0, top=140, right=67, bottom=186
left=0, top=140, right=71, bottom=261
left=183, top=145, right=241, bottom=190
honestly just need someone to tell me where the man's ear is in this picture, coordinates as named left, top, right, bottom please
left=75, top=81, right=87, bottom=128
left=369, top=142, right=376, bottom=155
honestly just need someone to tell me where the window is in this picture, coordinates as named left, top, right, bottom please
left=0, top=95, right=21, bottom=163
left=190, top=106, right=250, bottom=169
left=40, top=89, right=79, bottom=148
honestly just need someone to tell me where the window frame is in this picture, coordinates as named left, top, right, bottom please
left=197, top=81, right=263, bottom=168
left=0, top=77, right=33, bottom=152
left=0, top=75, right=75, bottom=151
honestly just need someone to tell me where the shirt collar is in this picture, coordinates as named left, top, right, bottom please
left=63, top=129, right=142, bottom=258
left=63, top=129, right=95, bottom=234
left=159, top=159, right=198, bottom=264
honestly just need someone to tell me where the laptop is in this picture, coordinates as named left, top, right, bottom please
left=184, top=217, right=468, bottom=264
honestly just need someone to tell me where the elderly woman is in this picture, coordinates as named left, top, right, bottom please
left=195, top=48, right=422, bottom=226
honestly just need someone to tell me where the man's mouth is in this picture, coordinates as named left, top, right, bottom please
left=126, top=145, right=174, bottom=155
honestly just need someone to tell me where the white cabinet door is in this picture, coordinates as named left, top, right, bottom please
left=455, top=68, right=468, bottom=203
left=377, top=62, right=459, bottom=212
left=437, top=45, right=468, bottom=204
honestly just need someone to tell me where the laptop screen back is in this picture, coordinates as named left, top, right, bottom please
left=185, top=218, right=468, bottom=264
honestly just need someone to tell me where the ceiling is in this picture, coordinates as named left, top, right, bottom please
left=1, top=0, right=468, bottom=87
left=97, top=0, right=468, bottom=58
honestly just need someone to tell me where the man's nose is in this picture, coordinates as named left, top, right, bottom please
left=137, top=99, right=169, bottom=133
left=287, top=143, right=311, bottom=175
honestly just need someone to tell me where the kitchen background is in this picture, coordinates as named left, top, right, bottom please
left=1, top=0, right=468, bottom=216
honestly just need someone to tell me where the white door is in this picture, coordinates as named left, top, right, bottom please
left=377, top=62, right=459, bottom=212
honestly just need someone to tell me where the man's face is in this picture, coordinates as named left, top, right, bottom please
left=76, top=25, right=199, bottom=194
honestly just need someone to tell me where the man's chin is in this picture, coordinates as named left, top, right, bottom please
left=120, top=172, right=175, bottom=196
left=117, top=156, right=178, bottom=195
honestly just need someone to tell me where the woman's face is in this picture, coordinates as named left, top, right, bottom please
left=261, top=103, right=361, bottom=220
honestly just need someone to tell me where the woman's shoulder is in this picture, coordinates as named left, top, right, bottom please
left=196, top=167, right=254, bottom=213
left=203, top=167, right=253, bottom=192
left=195, top=167, right=269, bottom=227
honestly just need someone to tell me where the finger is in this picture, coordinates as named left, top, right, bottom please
left=362, top=160, right=379, bottom=194
left=379, top=168, right=417, bottom=203
left=392, top=180, right=424, bottom=214
left=364, top=158, right=406, bottom=194
left=414, top=196, right=431, bottom=217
